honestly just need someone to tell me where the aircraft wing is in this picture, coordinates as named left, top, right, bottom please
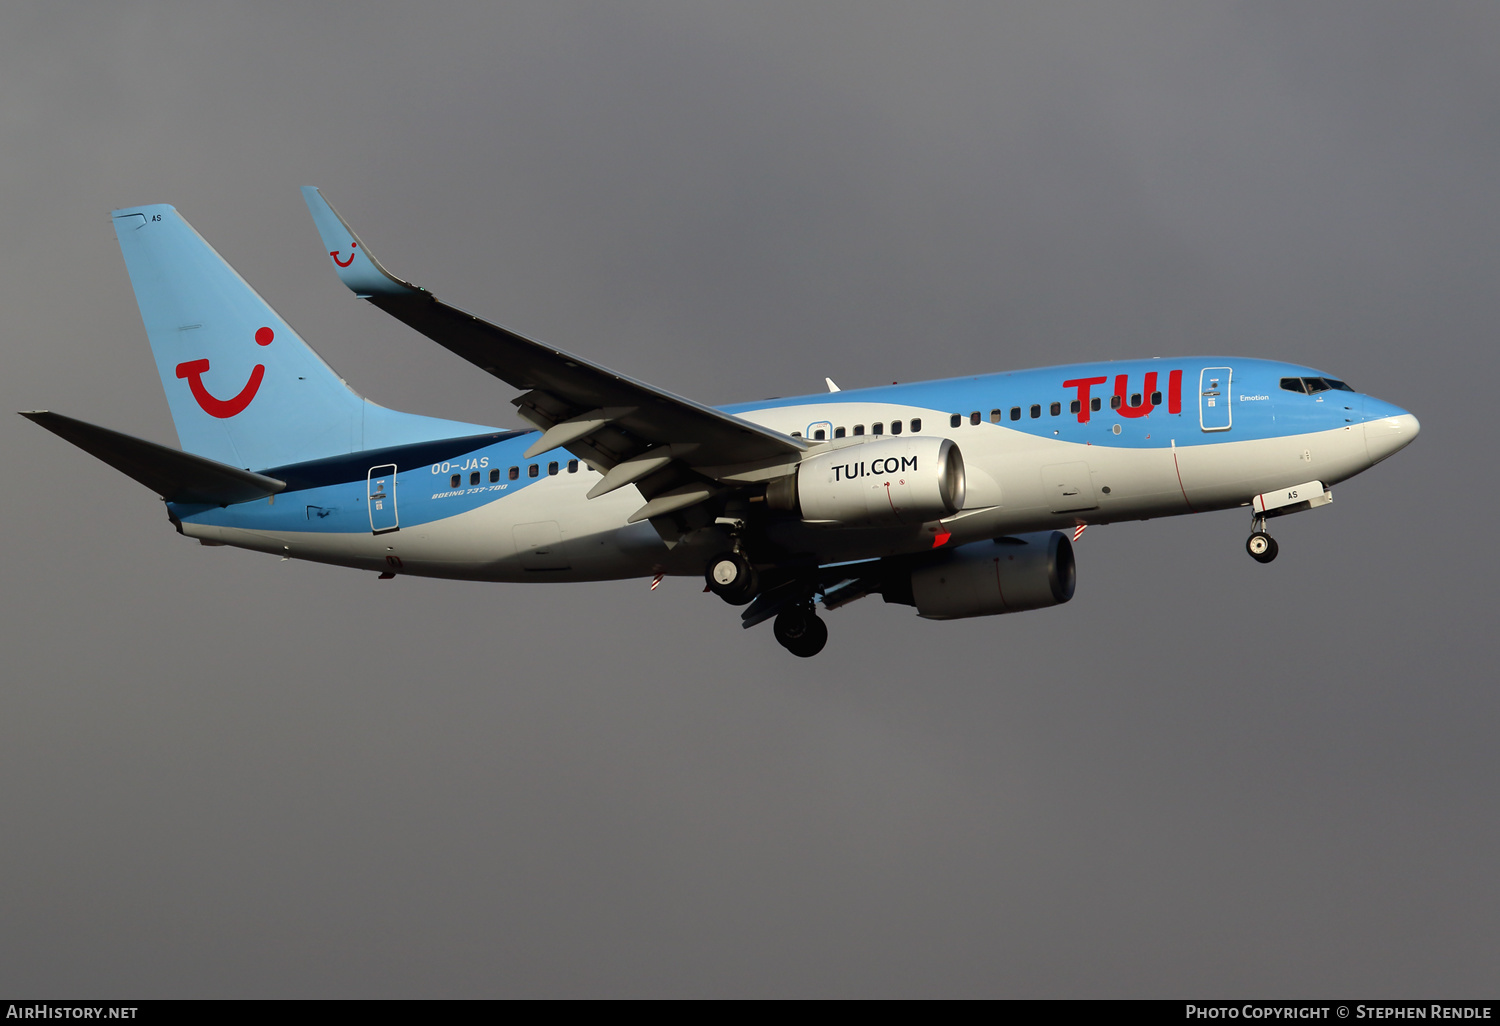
left=301, top=188, right=805, bottom=524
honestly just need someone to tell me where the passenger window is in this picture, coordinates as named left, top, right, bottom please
left=1030, top=404, right=1041, bottom=419
left=950, top=414, right=962, bottom=428
left=910, top=418, right=921, bottom=432
left=1151, top=391, right=1162, bottom=406
left=1010, top=407, right=1021, bottom=421
left=891, top=420, right=903, bottom=435
left=528, top=464, right=539, bottom=478
left=470, top=471, right=481, bottom=486
left=1110, top=395, right=1122, bottom=410
left=970, top=411, right=981, bottom=426
left=548, top=461, right=559, bottom=476
left=508, top=466, right=520, bottom=481
left=791, top=431, right=802, bottom=438
left=834, top=426, right=846, bottom=439
left=1069, top=400, right=1080, bottom=414
left=1130, top=393, right=1142, bottom=407
left=853, top=425, right=865, bottom=436
left=1091, top=397, right=1101, bottom=412
left=991, top=409, right=1002, bottom=424
left=1050, top=402, right=1061, bottom=417
left=873, top=422, right=884, bottom=436
left=813, top=428, right=826, bottom=440
left=450, top=474, right=461, bottom=488
left=567, top=459, right=578, bottom=473
left=489, top=468, right=500, bottom=483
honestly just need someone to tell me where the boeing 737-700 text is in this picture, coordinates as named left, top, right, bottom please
left=23, top=189, right=1420, bottom=656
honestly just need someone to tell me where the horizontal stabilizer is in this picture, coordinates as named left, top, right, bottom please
left=21, top=411, right=286, bottom=505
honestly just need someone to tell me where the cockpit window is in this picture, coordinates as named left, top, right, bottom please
left=1282, top=376, right=1355, bottom=395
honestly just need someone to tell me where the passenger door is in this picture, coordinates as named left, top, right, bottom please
left=1199, top=367, right=1233, bottom=432
left=367, top=465, right=399, bottom=534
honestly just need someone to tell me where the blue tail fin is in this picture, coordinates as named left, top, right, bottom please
left=111, top=204, right=492, bottom=471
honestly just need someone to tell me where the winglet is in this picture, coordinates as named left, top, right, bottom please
left=300, top=186, right=422, bottom=300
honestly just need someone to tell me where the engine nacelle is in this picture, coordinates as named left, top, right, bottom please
left=767, top=436, right=965, bottom=526
left=903, top=531, right=1075, bottom=620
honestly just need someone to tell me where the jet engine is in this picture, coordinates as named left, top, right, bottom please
left=766, top=436, right=965, bottom=526
left=885, top=531, right=1076, bottom=619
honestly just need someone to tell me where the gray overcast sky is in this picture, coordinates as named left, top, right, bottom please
left=2, top=1, right=1496, bottom=997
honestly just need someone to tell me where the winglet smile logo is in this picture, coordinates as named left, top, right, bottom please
left=175, top=326, right=273, bottom=418
left=330, top=241, right=357, bottom=267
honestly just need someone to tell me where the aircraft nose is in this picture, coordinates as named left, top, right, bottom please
left=1363, top=409, right=1420, bottom=466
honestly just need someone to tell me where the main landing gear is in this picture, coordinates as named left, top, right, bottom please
left=702, top=552, right=834, bottom=657
left=1246, top=515, right=1279, bottom=564
left=773, top=603, right=828, bottom=658
left=705, top=550, right=759, bottom=605
left=703, top=547, right=829, bottom=657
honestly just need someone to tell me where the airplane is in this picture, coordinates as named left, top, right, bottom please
left=23, top=189, right=1420, bottom=657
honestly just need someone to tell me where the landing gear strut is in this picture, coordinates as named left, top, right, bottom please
left=705, top=550, right=759, bottom=605
left=773, top=603, right=828, bottom=658
left=1246, top=515, right=1279, bottom=564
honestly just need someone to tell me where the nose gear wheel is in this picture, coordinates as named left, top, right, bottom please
left=1245, top=511, right=1279, bottom=563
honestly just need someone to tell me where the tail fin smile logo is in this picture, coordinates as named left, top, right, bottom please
left=174, top=327, right=273, bottom=419
left=330, top=241, right=357, bottom=267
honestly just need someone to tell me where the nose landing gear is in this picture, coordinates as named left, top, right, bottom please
left=1246, top=515, right=1279, bottom=563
